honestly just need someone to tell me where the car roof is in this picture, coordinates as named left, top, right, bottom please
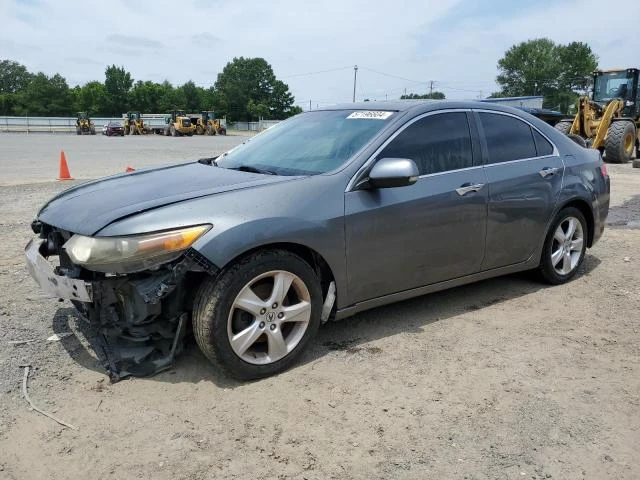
left=316, top=99, right=526, bottom=116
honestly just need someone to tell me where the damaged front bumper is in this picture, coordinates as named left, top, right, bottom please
left=25, top=232, right=218, bottom=382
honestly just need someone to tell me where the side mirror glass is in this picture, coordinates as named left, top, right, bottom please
left=366, top=157, right=419, bottom=189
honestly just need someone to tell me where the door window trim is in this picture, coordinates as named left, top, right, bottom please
left=346, top=109, right=478, bottom=192
left=471, top=109, right=560, bottom=166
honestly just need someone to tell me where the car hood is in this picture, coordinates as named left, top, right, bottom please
left=38, top=162, right=296, bottom=235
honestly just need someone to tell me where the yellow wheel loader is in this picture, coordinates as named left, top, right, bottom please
left=554, top=68, right=639, bottom=163
left=194, top=111, right=227, bottom=136
left=163, top=110, right=196, bottom=137
left=124, top=112, right=148, bottom=135
left=76, top=112, right=96, bottom=135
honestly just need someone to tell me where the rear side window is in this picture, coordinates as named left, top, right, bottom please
left=532, top=129, right=554, bottom=156
left=379, top=112, right=473, bottom=175
left=479, top=113, right=537, bottom=164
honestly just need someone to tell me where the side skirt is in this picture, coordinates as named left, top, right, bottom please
left=335, top=256, right=539, bottom=321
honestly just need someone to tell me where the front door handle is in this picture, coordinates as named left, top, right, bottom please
left=456, top=183, right=485, bottom=196
left=539, top=167, right=559, bottom=178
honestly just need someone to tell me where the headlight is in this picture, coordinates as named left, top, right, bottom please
left=64, top=225, right=211, bottom=274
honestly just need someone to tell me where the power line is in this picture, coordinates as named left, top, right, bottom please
left=281, top=66, right=353, bottom=79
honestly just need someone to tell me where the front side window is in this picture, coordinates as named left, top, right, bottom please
left=378, top=112, right=473, bottom=175
left=479, top=113, right=537, bottom=164
left=217, top=110, right=395, bottom=176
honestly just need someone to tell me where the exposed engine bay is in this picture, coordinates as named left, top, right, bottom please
left=28, top=221, right=218, bottom=382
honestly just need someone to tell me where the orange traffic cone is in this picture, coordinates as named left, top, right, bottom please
left=125, top=166, right=135, bottom=172
left=57, top=150, right=74, bottom=180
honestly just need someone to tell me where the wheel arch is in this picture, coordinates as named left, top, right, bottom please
left=218, top=242, right=338, bottom=308
left=555, top=198, right=595, bottom=247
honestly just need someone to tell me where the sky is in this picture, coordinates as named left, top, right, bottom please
left=1, top=0, right=639, bottom=109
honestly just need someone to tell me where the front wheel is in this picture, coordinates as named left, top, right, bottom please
left=539, top=207, right=587, bottom=284
left=605, top=121, right=635, bottom=164
left=193, top=250, right=322, bottom=380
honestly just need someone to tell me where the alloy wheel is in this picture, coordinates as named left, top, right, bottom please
left=551, top=216, right=584, bottom=276
left=227, top=270, right=311, bottom=365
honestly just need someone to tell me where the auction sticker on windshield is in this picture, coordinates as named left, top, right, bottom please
left=346, top=111, right=394, bottom=120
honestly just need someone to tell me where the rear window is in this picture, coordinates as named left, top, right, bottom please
left=479, top=113, right=537, bottom=164
left=532, top=129, right=554, bottom=156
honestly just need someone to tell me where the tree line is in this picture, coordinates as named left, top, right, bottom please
left=490, top=39, right=599, bottom=113
left=0, top=57, right=302, bottom=122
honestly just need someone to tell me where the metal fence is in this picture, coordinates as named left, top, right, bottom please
left=0, top=116, right=122, bottom=133
left=0, top=115, right=249, bottom=134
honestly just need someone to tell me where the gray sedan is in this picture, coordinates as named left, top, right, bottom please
left=26, top=101, right=610, bottom=380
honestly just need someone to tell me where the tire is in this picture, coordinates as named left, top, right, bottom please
left=130, top=125, right=136, bottom=135
left=539, top=207, right=587, bottom=285
left=196, top=125, right=204, bottom=135
left=170, top=125, right=177, bottom=137
left=193, top=249, right=322, bottom=380
left=567, top=134, right=587, bottom=147
left=632, top=159, right=640, bottom=168
left=554, top=120, right=573, bottom=135
left=219, top=127, right=227, bottom=136
left=206, top=125, right=214, bottom=136
left=90, top=127, right=96, bottom=135
left=164, top=127, right=170, bottom=136
left=605, top=121, right=636, bottom=164
left=76, top=127, right=81, bottom=135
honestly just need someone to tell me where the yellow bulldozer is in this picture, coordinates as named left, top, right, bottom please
left=124, top=112, right=148, bottom=135
left=554, top=68, right=639, bottom=164
left=75, top=112, right=96, bottom=135
left=193, top=111, right=227, bottom=136
left=164, top=110, right=195, bottom=137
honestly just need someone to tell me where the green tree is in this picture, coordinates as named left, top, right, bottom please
left=0, top=59, right=33, bottom=115
left=0, top=59, right=32, bottom=94
left=179, top=80, right=204, bottom=112
left=495, top=39, right=598, bottom=112
left=213, top=57, right=299, bottom=121
left=401, top=92, right=445, bottom=100
left=75, top=81, right=108, bottom=115
left=104, top=65, right=133, bottom=115
left=15, top=72, right=71, bottom=116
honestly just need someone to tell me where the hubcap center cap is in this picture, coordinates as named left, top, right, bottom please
left=266, top=311, right=276, bottom=322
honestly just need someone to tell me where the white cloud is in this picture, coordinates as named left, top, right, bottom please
left=0, top=0, right=638, bottom=106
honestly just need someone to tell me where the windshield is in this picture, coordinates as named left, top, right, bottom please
left=593, top=71, right=633, bottom=102
left=217, top=110, right=395, bottom=175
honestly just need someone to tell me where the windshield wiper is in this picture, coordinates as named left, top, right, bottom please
left=232, top=165, right=277, bottom=175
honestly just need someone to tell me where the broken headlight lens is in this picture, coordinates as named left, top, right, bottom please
left=64, top=224, right=211, bottom=274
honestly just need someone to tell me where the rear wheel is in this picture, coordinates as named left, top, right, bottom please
left=554, top=120, right=573, bottom=135
left=193, top=250, right=322, bottom=380
left=605, top=121, right=635, bottom=164
left=539, top=207, right=587, bottom=285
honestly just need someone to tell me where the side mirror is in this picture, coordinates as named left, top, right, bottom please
left=366, top=158, right=419, bottom=189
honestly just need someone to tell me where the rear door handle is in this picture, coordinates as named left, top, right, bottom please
left=539, top=167, right=559, bottom=178
left=456, top=183, right=485, bottom=196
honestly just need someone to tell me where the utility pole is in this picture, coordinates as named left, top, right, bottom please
left=352, top=65, right=358, bottom=102
left=429, top=80, right=434, bottom=96
left=309, top=99, right=312, bottom=111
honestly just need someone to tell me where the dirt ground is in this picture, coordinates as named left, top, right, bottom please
left=0, top=141, right=639, bottom=479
